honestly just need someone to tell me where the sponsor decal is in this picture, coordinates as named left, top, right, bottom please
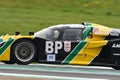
left=113, top=53, right=120, bottom=56
left=93, top=27, right=99, bottom=34
left=47, top=54, right=56, bottom=61
left=64, top=41, right=71, bottom=52
left=45, top=41, right=71, bottom=54
left=112, top=43, right=120, bottom=48
left=45, top=41, right=63, bottom=54
left=109, top=33, right=119, bottom=36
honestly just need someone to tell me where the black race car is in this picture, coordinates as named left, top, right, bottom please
left=0, top=22, right=120, bottom=70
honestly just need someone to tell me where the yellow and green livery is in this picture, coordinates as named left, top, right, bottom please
left=0, top=22, right=120, bottom=70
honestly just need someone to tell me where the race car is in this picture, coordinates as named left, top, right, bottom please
left=0, top=22, right=120, bottom=70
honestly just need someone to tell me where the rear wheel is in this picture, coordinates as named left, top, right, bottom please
left=12, top=39, right=37, bottom=65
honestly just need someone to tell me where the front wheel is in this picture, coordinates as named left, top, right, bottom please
left=12, top=39, right=37, bottom=65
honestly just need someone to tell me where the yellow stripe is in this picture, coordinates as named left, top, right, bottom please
left=70, top=40, right=108, bottom=65
left=0, top=47, right=11, bottom=60
left=70, top=23, right=112, bottom=65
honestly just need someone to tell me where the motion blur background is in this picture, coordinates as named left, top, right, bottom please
left=0, top=0, right=119, bottom=35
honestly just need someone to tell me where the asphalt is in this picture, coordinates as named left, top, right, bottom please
left=0, top=63, right=120, bottom=80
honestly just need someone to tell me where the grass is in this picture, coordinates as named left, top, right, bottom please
left=0, top=0, right=119, bottom=35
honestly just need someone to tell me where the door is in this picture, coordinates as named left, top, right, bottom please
left=45, top=28, right=85, bottom=64
left=60, top=28, right=87, bottom=64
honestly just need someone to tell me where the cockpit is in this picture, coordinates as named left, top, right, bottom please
left=34, top=24, right=85, bottom=41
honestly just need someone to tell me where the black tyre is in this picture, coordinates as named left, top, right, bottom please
left=12, top=39, right=37, bottom=65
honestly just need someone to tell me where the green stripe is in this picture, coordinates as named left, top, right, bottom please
left=0, top=38, right=14, bottom=55
left=62, top=41, right=87, bottom=64
left=0, top=38, right=3, bottom=42
left=62, top=23, right=92, bottom=64
left=83, top=26, right=92, bottom=40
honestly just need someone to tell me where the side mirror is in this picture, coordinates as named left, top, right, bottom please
left=29, top=32, right=34, bottom=36
left=15, top=32, right=20, bottom=35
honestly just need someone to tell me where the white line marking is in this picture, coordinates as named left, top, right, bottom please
left=0, top=72, right=108, bottom=80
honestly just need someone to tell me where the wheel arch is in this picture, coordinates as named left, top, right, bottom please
left=10, top=38, right=39, bottom=62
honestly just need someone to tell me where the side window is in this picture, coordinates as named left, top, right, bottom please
left=62, top=28, right=83, bottom=41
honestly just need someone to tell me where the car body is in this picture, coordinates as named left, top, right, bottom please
left=0, top=22, right=120, bottom=69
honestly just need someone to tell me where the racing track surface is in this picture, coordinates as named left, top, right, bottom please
left=0, top=63, right=120, bottom=80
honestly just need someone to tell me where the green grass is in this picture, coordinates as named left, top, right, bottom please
left=0, top=0, right=119, bottom=35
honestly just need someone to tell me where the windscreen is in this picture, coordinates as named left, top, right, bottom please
left=34, top=27, right=60, bottom=41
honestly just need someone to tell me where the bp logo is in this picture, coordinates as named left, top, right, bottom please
left=45, top=41, right=71, bottom=54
